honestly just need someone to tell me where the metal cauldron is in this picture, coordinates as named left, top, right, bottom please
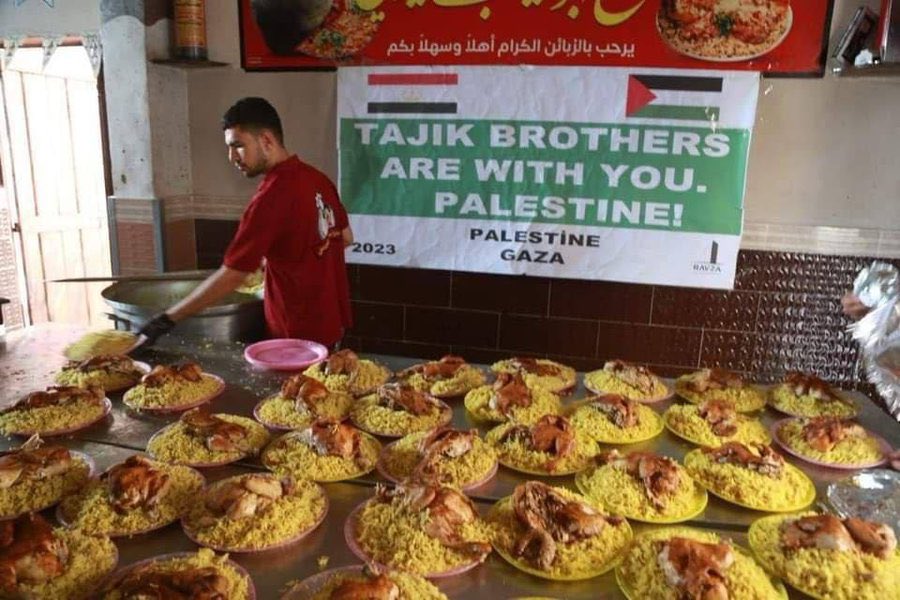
left=101, top=280, right=265, bottom=342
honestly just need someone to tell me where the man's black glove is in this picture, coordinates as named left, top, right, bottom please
left=137, top=313, right=176, bottom=347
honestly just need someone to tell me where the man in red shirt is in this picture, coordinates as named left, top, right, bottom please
left=139, top=97, right=353, bottom=347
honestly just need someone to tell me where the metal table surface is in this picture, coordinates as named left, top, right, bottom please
left=1, top=325, right=898, bottom=599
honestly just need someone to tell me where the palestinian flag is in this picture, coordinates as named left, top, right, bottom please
left=626, top=74, right=723, bottom=122
left=366, top=72, right=458, bottom=115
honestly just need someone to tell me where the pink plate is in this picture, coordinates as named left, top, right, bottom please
left=57, top=462, right=205, bottom=537
left=124, top=374, right=225, bottom=414
left=146, top=422, right=253, bottom=468
left=771, top=418, right=892, bottom=470
left=343, top=500, right=486, bottom=579
left=102, top=552, right=255, bottom=599
left=244, top=338, right=329, bottom=371
left=376, top=440, right=498, bottom=492
left=584, top=380, right=675, bottom=404
left=5, top=397, right=113, bottom=438
left=0, top=451, right=96, bottom=520
left=182, top=478, right=328, bottom=553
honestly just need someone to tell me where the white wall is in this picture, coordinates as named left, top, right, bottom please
left=0, top=0, right=100, bottom=38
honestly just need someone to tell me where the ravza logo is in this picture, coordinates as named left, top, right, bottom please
left=693, top=241, right=723, bottom=273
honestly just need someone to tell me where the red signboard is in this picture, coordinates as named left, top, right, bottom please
left=239, top=0, right=834, bottom=76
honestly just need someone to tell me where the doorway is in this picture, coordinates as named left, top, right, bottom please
left=0, top=44, right=111, bottom=328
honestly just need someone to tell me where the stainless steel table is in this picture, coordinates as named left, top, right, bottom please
left=1, top=325, right=898, bottom=599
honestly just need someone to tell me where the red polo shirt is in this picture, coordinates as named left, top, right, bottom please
left=223, top=156, right=352, bottom=346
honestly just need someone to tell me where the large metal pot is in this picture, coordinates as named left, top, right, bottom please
left=101, top=281, right=265, bottom=342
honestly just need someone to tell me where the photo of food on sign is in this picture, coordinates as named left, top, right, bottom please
left=241, top=0, right=833, bottom=75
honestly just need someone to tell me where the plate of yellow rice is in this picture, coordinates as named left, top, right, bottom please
left=122, top=373, right=225, bottom=413
left=344, top=490, right=493, bottom=577
left=576, top=455, right=708, bottom=524
left=748, top=513, right=900, bottom=600
left=376, top=430, right=498, bottom=491
left=0, top=395, right=112, bottom=437
left=683, top=446, right=816, bottom=512
left=485, top=419, right=598, bottom=476
left=146, top=414, right=271, bottom=467
left=58, top=459, right=205, bottom=537
left=768, top=383, right=858, bottom=419
left=262, top=427, right=382, bottom=482
left=10, top=523, right=119, bottom=600
left=350, top=394, right=452, bottom=438
left=490, top=358, right=577, bottom=394
left=396, top=359, right=486, bottom=399
left=771, top=418, right=889, bottom=470
left=675, top=377, right=766, bottom=412
left=616, top=526, right=788, bottom=600
left=487, top=487, right=633, bottom=581
left=463, top=384, right=562, bottom=425
left=253, top=391, right=354, bottom=431
left=281, top=565, right=447, bottom=600
left=663, top=403, right=772, bottom=448
left=182, top=474, right=328, bottom=552
left=63, top=329, right=137, bottom=361
left=55, top=358, right=150, bottom=392
left=0, top=449, right=94, bottom=519
left=567, top=397, right=665, bottom=444
left=102, top=549, right=255, bottom=599
left=303, top=359, right=391, bottom=396
left=583, top=364, right=672, bottom=403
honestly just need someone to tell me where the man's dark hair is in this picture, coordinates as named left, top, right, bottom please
left=221, top=97, right=284, bottom=144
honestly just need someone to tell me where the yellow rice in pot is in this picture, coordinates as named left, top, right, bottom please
left=0, top=454, right=91, bottom=518
left=262, top=429, right=381, bottom=482
left=301, top=568, right=447, bottom=600
left=59, top=460, right=204, bottom=536
left=146, top=414, right=270, bottom=465
left=664, top=403, right=771, bottom=447
left=182, top=475, right=327, bottom=550
left=617, top=526, right=787, bottom=600
left=748, top=513, right=900, bottom=600
left=255, top=392, right=354, bottom=429
left=583, top=368, right=668, bottom=401
left=490, top=359, right=576, bottom=393
left=675, top=379, right=766, bottom=412
left=768, top=385, right=858, bottom=418
left=485, top=421, right=597, bottom=475
left=576, top=461, right=708, bottom=523
left=683, top=448, right=815, bottom=512
left=776, top=419, right=884, bottom=465
left=350, top=394, right=451, bottom=437
left=0, top=397, right=107, bottom=436
left=16, top=527, right=118, bottom=600
left=463, top=385, right=561, bottom=425
left=352, top=496, right=492, bottom=575
left=123, top=374, right=221, bottom=410
left=379, top=431, right=497, bottom=489
left=303, top=360, right=391, bottom=396
left=487, top=487, right=632, bottom=580
left=400, top=365, right=486, bottom=398
left=103, top=548, right=251, bottom=600
left=568, top=400, right=664, bottom=444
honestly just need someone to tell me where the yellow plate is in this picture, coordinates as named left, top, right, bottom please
left=567, top=400, right=665, bottom=444
left=684, top=449, right=817, bottom=513
left=615, top=528, right=789, bottom=600
left=662, top=410, right=772, bottom=448
left=675, top=383, right=767, bottom=413
left=488, top=496, right=632, bottom=581
left=574, top=466, right=708, bottom=524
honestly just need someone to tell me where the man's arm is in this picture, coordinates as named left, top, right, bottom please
left=167, top=266, right=251, bottom=322
left=342, top=226, right=354, bottom=247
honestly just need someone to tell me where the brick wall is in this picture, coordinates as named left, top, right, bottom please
left=193, top=218, right=893, bottom=392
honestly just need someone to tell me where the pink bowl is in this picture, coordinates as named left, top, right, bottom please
left=343, top=500, right=486, bottom=579
left=181, top=477, right=329, bottom=553
left=102, top=552, right=255, bottom=599
left=771, top=418, right=892, bottom=470
left=244, top=339, right=329, bottom=371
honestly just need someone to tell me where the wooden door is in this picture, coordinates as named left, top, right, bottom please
left=0, top=46, right=111, bottom=327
